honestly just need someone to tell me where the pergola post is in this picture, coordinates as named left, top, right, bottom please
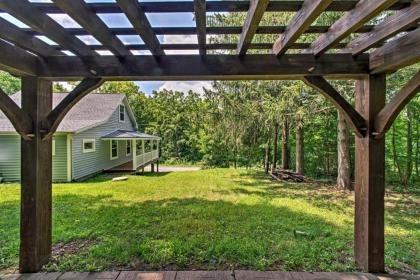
left=132, top=139, right=137, bottom=171
left=20, top=77, right=53, bottom=273
left=354, top=74, right=386, bottom=272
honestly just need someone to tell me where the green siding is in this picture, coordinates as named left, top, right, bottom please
left=0, top=134, right=69, bottom=182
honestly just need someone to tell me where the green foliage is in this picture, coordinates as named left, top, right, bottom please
left=0, top=71, right=20, bottom=95
left=0, top=169, right=418, bottom=273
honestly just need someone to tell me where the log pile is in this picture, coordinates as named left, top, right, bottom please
left=271, top=169, right=307, bottom=183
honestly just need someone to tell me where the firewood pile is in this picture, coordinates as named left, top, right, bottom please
left=271, top=169, right=307, bottom=183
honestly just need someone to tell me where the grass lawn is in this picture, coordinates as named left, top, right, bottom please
left=0, top=169, right=418, bottom=274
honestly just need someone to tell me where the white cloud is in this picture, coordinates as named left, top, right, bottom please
left=158, top=81, right=213, bottom=94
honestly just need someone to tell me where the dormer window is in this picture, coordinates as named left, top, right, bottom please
left=119, top=104, right=125, bottom=122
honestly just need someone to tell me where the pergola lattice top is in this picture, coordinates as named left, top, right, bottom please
left=0, top=0, right=418, bottom=80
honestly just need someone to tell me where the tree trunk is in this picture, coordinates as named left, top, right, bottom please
left=281, top=119, right=290, bottom=169
left=272, top=122, right=279, bottom=172
left=416, top=107, right=419, bottom=179
left=337, top=111, right=351, bottom=190
left=296, top=124, right=304, bottom=175
left=265, top=141, right=270, bottom=174
left=392, top=124, right=403, bottom=183
left=403, top=105, right=413, bottom=185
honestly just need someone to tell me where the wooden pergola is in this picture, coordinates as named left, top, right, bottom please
left=0, top=0, right=419, bottom=274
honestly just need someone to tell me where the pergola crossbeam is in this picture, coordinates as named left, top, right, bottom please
left=342, top=1, right=420, bottom=55
left=237, top=0, right=270, bottom=56
left=52, top=0, right=131, bottom=57
left=117, top=0, right=165, bottom=56
left=0, top=18, right=62, bottom=57
left=25, top=1, right=413, bottom=14
left=303, top=0, right=398, bottom=56
left=273, top=0, right=333, bottom=56
left=370, top=27, right=420, bottom=74
left=0, top=39, right=39, bottom=76
left=0, top=0, right=96, bottom=57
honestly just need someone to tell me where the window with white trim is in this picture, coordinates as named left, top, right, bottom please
left=111, top=140, right=118, bottom=159
left=119, top=104, right=125, bottom=122
left=126, top=140, right=132, bottom=156
left=82, top=139, right=95, bottom=153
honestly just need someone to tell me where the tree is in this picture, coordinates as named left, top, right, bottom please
left=337, top=111, right=351, bottom=190
left=0, top=71, right=20, bottom=95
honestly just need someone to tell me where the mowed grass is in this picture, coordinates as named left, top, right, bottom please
left=0, top=169, right=418, bottom=274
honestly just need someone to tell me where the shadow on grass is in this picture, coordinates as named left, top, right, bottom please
left=1, top=193, right=356, bottom=272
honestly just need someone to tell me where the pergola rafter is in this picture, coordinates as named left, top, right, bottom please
left=52, top=0, right=131, bottom=57
left=303, top=0, right=398, bottom=56
left=116, top=0, right=165, bottom=56
left=0, top=0, right=419, bottom=274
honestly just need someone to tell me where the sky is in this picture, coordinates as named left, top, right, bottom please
left=0, top=0, right=215, bottom=94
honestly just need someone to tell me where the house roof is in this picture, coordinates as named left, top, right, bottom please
left=101, top=130, right=161, bottom=140
left=0, top=92, right=135, bottom=133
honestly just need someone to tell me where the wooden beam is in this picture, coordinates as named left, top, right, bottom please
left=42, top=77, right=104, bottom=139
left=0, top=87, right=33, bottom=140
left=20, top=77, right=53, bottom=273
left=354, top=74, right=386, bottom=273
left=194, top=0, right=207, bottom=55
left=55, top=42, right=349, bottom=51
left=342, top=1, right=420, bottom=55
left=237, top=0, right=270, bottom=56
left=0, top=18, right=62, bottom=57
left=272, top=0, right=333, bottom=56
left=23, top=25, right=377, bottom=36
left=302, top=76, right=366, bottom=137
left=0, top=0, right=96, bottom=57
left=37, top=54, right=370, bottom=80
left=29, top=1, right=413, bottom=14
left=53, top=0, right=131, bottom=57
left=0, top=39, right=38, bottom=76
left=303, top=0, right=398, bottom=56
left=370, top=27, right=420, bottom=74
left=117, top=0, right=165, bottom=56
left=374, top=71, right=420, bottom=138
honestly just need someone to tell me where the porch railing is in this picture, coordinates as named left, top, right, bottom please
left=135, top=149, right=159, bottom=169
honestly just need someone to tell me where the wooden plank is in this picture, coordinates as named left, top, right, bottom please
left=22, top=26, right=376, bottom=36
left=342, top=1, right=420, bottom=55
left=116, top=271, right=176, bottom=280
left=194, top=0, right=207, bottom=55
left=20, top=77, right=53, bottom=273
left=0, top=39, right=39, bottom=76
left=272, top=0, right=333, bottom=56
left=370, top=27, right=420, bottom=74
left=0, top=87, right=33, bottom=140
left=354, top=74, right=386, bottom=273
left=176, top=271, right=234, bottom=280
left=117, top=0, right=165, bottom=56
left=53, top=0, right=131, bottom=57
left=235, top=270, right=294, bottom=280
left=303, top=0, right=398, bottom=56
left=43, top=77, right=104, bottom=139
left=0, top=18, right=62, bottom=57
left=0, top=0, right=95, bottom=57
left=302, top=76, right=367, bottom=137
left=15, top=272, right=63, bottom=280
left=28, top=1, right=413, bottom=14
left=237, top=0, right=270, bottom=55
left=38, top=54, right=370, bottom=80
left=68, top=42, right=348, bottom=51
left=374, top=71, right=420, bottom=138
left=59, top=272, right=120, bottom=280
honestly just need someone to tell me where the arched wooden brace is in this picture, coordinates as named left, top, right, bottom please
left=374, top=71, right=420, bottom=139
left=42, top=77, right=104, bottom=140
left=302, top=76, right=367, bottom=137
left=0, top=87, right=33, bottom=140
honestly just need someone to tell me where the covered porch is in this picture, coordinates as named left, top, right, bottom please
left=102, top=130, right=161, bottom=172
